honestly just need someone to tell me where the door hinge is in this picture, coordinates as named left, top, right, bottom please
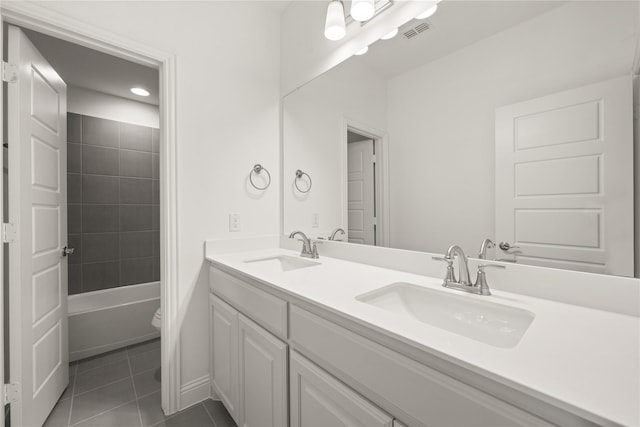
left=2, top=62, right=18, bottom=83
left=2, top=223, right=17, bottom=243
left=3, top=382, right=20, bottom=405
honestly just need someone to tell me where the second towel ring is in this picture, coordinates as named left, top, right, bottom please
left=295, top=169, right=312, bottom=193
left=249, top=164, right=271, bottom=190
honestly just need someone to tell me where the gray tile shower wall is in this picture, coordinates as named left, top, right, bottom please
left=67, top=113, right=160, bottom=295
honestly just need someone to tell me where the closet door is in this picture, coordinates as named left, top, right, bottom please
left=210, top=295, right=239, bottom=423
left=238, top=314, right=287, bottom=427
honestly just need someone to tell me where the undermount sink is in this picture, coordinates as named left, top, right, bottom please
left=356, top=282, right=535, bottom=348
left=243, top=255, right=320, bottom=273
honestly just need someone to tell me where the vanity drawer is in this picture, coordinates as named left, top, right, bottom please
left=209, top=266, right=288, bottom=339
left=290, top=305, right=555, bottom=427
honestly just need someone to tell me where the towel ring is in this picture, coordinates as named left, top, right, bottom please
left=249, top=164, right=271, bottom=190
left=295, top=169, right=312, bottom=193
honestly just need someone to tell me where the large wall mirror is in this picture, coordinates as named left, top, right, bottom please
left=283, top=0, right=639, bottom=278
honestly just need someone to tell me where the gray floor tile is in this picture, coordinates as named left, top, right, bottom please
left=77, top=348, right=128, bottom=373
left=43, top=396, right=71, bottom=427
left=73, top=401, right=142, bottom=427
left=70, top=378, right=136, bottom=425
left=203, top=399, right=235, bottom=427
left=133, top=368, right=161, bottom=398
left=130, top=348, right=161, bottom=374
left=138, top=391, right=166, bottom=427
left=164, top=404, right=214, bottom=427
left=74, top=359, right=130, bottom=394
left=127, top=338, right=161, bottom=357
left=70, top=362, right=78, bottom=379
left=60, top=375, right=74, bottom=401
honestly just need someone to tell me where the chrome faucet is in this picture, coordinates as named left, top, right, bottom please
left=478, top=238, right=495, bottom=259
left=289, top=231, right=319, bottom=259
left=328, top=228, right=345, bottom=241
left=433, top=244, right=505, bottom=296
left=446, top=245, right=472, bottom=285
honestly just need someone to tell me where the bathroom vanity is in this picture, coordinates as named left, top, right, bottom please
left=206, top=237, right=639, bottom=427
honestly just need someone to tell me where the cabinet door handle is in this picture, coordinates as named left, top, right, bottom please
left=62, top=246, right=75, bottom=256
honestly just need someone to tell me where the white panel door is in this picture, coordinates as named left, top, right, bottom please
left=238, top=314, right=287, bottom=427
left=496, top=75, right=633, bottom=276
left=348, top=140, right=375, bottom=245
left=7, top=25, right=68, bottom=426
left=290, top=350, right=393, bottom=427
left=210, top=295, right=240, bottom=423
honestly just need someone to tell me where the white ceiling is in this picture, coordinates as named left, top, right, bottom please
left=355, top=1, right=567, bottom=79
left=24, top=29, right=160, bottom=106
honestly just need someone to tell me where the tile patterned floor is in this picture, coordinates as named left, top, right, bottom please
left=43, top=339, right=236, bottom=427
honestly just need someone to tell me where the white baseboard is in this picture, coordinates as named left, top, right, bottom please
left=180, top=374, right=211, bottom=410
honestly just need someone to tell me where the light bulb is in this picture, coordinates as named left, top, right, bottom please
left=355, top=46, right=369, bottom=56
left=381, top=28, right=398, bottom=40
left=131, top=87, right=150, bottom=97
left=351, top=0, right=375, bottom=22
left=416, top=4, right=438, bottom=19
left=325, top=0, right=346, bottom=41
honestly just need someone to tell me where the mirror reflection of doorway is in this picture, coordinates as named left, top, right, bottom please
left=347, top=130, right=379, bottom=245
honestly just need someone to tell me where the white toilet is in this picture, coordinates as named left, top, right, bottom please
left=152, top=307, right=161, bottom=331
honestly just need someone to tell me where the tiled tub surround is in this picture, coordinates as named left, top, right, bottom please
left=205, top=236, right=640, bottom=427
left=67, top=113, right=160, bottom=294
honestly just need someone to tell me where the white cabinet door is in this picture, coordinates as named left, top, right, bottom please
left=210, top=295, right=239, bottom=423
left=290, top=350, right=393, bottom=427
left=239, top=314, right=288, bottom=427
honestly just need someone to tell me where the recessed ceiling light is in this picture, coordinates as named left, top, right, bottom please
left=416, top=4, right=438, bottom=20
left=131, top=87, right=150, bottom=97
left=381, top=28, right=399, bottom=40
left=355, top=46, right=369, bottom=56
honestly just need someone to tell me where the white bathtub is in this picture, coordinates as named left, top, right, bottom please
left=68, top=281, right=161, bottom=361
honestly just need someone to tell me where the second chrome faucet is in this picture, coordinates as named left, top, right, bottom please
left=433, top=240, right=505, bottom=296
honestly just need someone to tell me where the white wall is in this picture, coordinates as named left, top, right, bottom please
left=283, top=58, right=387, bottom=237
left=30, top=1, right=281, bottom=404
left=68, top=86, right=159, bottom=128
left=387, top=1, right=638, bottom=256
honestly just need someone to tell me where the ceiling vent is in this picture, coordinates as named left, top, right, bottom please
left=403, top=21, right=431, bottom=39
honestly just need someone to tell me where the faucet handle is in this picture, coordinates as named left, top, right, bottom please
left=477, top=264, right=506, bottom=271
left=474, top=264, right=505, bottom=296
left=433, top=256, right=456, bottom=284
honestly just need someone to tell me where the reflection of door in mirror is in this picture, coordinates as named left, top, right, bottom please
left=348, top=136, right=376, bottom=245
left=496, top=76, right=633, bottom=276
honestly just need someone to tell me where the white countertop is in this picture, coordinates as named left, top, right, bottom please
left=206, top=245, right=640, bottom=427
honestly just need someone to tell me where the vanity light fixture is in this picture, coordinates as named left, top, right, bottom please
left=325, top=0, right=346, bottom=41
left=130, top=87, right=150, bottom=97
left=381, top=28, right=399, bottom=40
left=351, top=0, right=375, bottom=22
left=416, top=4, right=438, bottom=20
left=355, top=46, right=369, bottom=55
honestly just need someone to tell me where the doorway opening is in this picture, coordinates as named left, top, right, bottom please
left=2, top=24, right=163, bottom=426
left=346, top=124, right=387, bottom=246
